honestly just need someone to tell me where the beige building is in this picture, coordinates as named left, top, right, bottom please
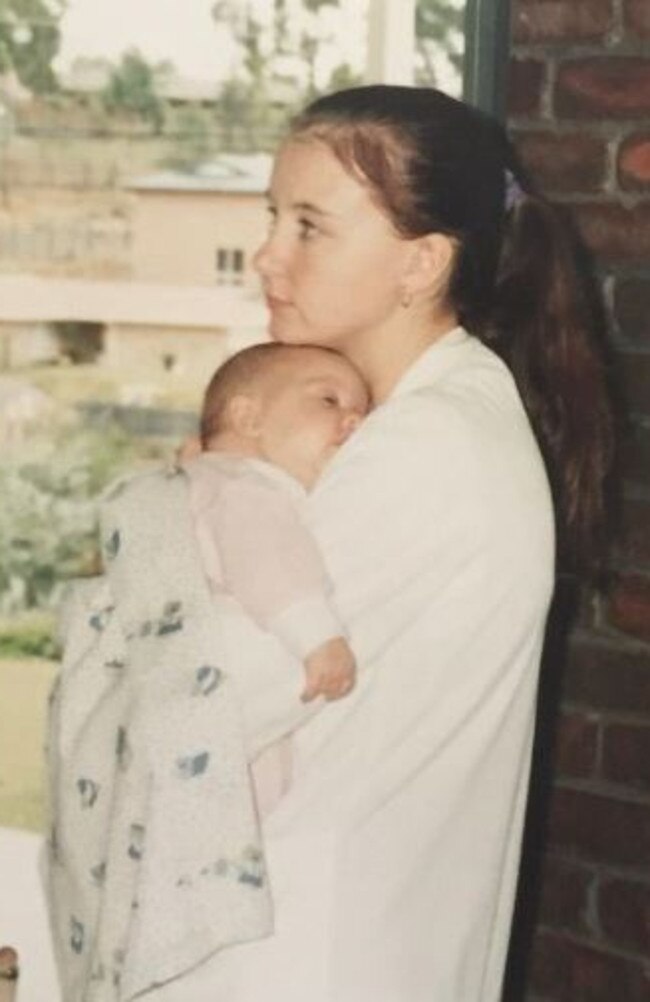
left=128, top=155, right=271, bottom=289
left=0, top=274, right=267, bottom=382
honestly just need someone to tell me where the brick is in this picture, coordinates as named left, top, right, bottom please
left=554, top=711, right=599, bottom=778
left=599, top=878, right=650, bottom=954
left=616, top=350, right=650, bottom=417
left=538, top=854, right=594, bottom=935
left=514, top=130, right=607, bottom=193
left=619, top=132, right=650, bottom=190
left=571, top=202, right=650, bottom=264
left=616, top=496, right=650, bottom=565
left=556, top=59, right=650, bottom=119
left=624, top=0, right=650, bottom=38
left=507, top=58, right=545, bottom=117
left=608, top=573, right=650, bottom=641
left=547, top=787, right=650, bottom=867
left=620, top=421, right=650, bottom=489
left=564, top=638, right=650, bottom=714
left=513, top=1, right=614, bottom=44
left=530, top=930, right=650, bottom=1001
left=529, top=929, right=571, bottom=998
left=602, top=721, right=650, bottom=791
left=614, top=278, right=650, bottom=345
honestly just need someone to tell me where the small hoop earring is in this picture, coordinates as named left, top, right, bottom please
left=401, top=291, right=412, bottom=309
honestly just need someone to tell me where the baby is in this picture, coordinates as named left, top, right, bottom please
left=183, top=342, right=369, bottom=703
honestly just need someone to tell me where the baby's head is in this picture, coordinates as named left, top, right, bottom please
left=200, top=343, right=369, bottom=488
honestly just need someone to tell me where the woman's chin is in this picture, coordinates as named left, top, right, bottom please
left=268, top=319, right=307, bottom=345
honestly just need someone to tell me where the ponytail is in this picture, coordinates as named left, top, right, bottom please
left=480, top=194, right=614, bottom=572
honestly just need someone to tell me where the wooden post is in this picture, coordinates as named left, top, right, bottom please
left=366, top=0, right=416, bottom=85
left=0, top=947, right=18, bottom=1002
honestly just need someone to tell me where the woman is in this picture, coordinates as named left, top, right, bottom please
left=159, top=86, right=612, bottom=1002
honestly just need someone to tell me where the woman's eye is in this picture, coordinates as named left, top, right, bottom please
left=266, top=206, right=277, bottom=231
left=298, top=218, right=317, bottom=240
left=322, top=395, right=338, bottom=407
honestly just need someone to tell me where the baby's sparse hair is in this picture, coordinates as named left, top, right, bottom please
left=200, top=342, right=340, bottom=447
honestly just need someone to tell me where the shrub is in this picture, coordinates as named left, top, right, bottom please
left=0, top=419, right=164, bottom=617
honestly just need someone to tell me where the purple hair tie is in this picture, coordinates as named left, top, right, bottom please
left=505, top=169, right=526, bottom=212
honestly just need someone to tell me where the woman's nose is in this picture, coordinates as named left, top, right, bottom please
left=252, top=238, right=269, bottom=278
left=253, top=234, right=281, bottom=280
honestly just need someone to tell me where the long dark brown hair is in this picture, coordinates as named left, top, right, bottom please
left=291, top=85, right=614, bottom=572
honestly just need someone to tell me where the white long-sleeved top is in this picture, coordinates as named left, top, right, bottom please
left=155, top=327, right=555, bottom=1002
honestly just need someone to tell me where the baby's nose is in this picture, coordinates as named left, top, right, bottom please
left=338, top=411, right=362, bottom=442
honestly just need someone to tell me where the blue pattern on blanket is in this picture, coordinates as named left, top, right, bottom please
left=70, top=916, right=84, bottom=954
left=104, top=528, right=120, bottom=561
left=176, top=751, right=210, bottom=778
left=194, top=664, right=223, bottom=695
left=77, top=778, right=99, bottom=809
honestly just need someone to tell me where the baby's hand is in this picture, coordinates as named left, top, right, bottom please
left=302, top=636, right=356, bottom=703
left=177, top=435, right=202, bottom=463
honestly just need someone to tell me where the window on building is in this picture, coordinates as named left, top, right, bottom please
left=215, top=246, right=245, bottom=285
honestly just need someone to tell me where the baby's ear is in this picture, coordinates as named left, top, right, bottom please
left=227, top=394, right=263, bottom=438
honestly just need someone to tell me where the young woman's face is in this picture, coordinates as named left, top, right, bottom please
left=254, top=138, right=411, bottom=353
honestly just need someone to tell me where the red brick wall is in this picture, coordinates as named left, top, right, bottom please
left=507, top=3, right=650, bottom=1000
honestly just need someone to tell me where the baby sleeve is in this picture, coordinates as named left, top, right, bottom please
left=205, top=472, right=345, bottom=661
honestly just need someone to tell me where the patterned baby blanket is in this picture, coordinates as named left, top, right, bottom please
left=45, top=466, right=272, bottom=1002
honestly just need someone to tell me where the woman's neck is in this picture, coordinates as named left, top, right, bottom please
left=344, top=308, right=459, bottom=404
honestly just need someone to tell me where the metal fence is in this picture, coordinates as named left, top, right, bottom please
left=0, top=157, right=121, bottom=190
left=78, top=401, right=197, bottom=439
left=0, top=220, right=130, bottom=264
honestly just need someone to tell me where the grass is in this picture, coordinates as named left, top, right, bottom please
left=0, top=656, right=59, bottom=832
left=0, top=612, right=59, bottom=660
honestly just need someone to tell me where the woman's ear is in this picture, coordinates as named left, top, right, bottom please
left=227, top=394, right=263, bottom=439
left=402, top=233, right=457, bottom=300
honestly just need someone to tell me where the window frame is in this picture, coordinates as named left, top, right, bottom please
left=462, top=0, right=512, bottom=120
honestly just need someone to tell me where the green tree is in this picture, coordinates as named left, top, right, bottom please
left=415, top=0, right=464, bottom=86
left=325, top=62, right=363, bottom=95
left=102, top=49, right=165, bottom=133
left=303, top=0, right=337, bottom=10
left=0, top=0, right=64, bottom=95
left=167, top=106, right=213, bottom=169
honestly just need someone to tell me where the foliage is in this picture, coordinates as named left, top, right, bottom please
left=165, top=106, right=214, bottom=169
left=0, top=610, right=59, bottom=658
left=50, top=321, right=104, bottom=365
left=324, top=62, right=363, bottom=96
left=101, top=49, right=165, bottom=133
left=415, top=0, right=464, bottom=85
left=302, top=0, right=337, bottom=10
left=0, top=420, right=151, bottom=616
left=0, top=0, right=63, bottom=94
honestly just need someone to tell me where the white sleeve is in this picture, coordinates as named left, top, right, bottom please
left=208, top=475, right=345, bottom=660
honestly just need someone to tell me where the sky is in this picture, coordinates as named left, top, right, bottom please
left=56, top=0, right=368, bottom=84
left=57, top=0, right=240, bottom=81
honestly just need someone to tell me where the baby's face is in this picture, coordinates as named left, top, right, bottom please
left=256, top=351, right=369, bottom=488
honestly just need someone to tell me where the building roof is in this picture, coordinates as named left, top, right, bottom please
left=128, top=153, right=272, bottom=194
left=0, top=275, right=267, bottom=330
